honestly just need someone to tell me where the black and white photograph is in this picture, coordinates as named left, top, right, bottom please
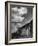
left=10, top=5, right=33, bottom=39
left=5, top=1, right=37, bottom=44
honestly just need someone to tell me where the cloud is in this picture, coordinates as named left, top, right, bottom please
left=11, top=7, right=27, bottom=16
left=18, top=7, right=27, bottom=15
